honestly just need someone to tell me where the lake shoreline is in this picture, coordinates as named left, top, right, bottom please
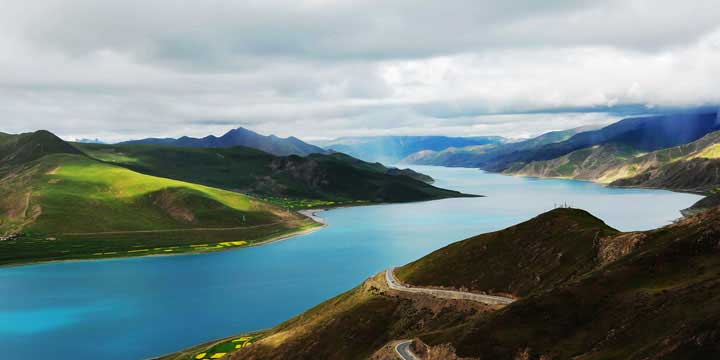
left=0, top=216, right=328, bottom=270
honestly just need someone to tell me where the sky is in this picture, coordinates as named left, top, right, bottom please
left=1, top=0, right=719, bottom=142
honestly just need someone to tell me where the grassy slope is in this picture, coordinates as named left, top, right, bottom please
left=74, top=143, right=473, bottom=207
left=174, top=208, right=720, bottom=360
left=0, top=132, right=316, bottom=266
left=505, top=143, right=642, bottom=181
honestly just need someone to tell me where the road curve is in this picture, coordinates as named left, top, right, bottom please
left=395, top=340, right=419, bottom=360
left=385, top=267, right=515, bottom=305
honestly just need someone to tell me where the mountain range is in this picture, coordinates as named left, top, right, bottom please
left=402, top=109, right=720, bottom=214
left=403, top=126, right=593, bottom=167
left=315, top=135, right=506, bottom=163
left=121, top=127, right=327, bottom=156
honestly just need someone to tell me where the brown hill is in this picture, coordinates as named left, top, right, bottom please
left=167, top=207, right=720, bottom=360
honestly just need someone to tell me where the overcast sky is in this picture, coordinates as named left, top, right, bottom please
left=1, top=0, right=719, bottom=142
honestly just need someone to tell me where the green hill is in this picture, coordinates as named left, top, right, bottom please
left=164, top=207, right=720, bottom=359
left=0, top=132, right=316, bottom=266
left=74, top=143, right=474, bottom=208
left=0, top=130, right=82, bottom=167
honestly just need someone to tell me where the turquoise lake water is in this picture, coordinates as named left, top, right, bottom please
left=0, top=166, right=702, bottom=359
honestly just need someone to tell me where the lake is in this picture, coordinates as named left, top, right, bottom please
left=0, top=166, right=702, bottom=359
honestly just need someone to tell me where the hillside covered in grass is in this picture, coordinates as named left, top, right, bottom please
left=169, top=207, right=720, bottom=359
left=75, top=142, right=474, bottom=208
left=0, top=131, right=316, bottom=266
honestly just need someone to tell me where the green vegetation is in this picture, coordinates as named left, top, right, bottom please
left=155, top=332, right=266, bottom=360
left=696, top=143, right=720, bottom=159
left=74, top=143, right=473, bottom=205
left=508, top=143, right=641, bottom=181
left=1, top=129, right=465, bottom=266
left=259, top=196, right=368, bottom=210
left=191, top=335, right=262, bottom=360
left=0, top=131, right=318, bottom=266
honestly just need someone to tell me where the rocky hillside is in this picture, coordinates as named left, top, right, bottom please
left=504, top=143, right=640, bottom=181
left=507, top=130, right=720, bottom=191
left=166, top=207, right=720, bottom=360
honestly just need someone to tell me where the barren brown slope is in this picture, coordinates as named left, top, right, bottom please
left=436, top=207, right=720, bottom=360
left=396, top=208, right=619, bottom=297
left=167, top=207, right=720, bottom=360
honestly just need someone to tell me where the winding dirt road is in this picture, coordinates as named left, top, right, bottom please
left=385, top=267, right=515, bottom=305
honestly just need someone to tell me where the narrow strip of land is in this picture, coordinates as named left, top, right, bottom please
left=394, top=340, right=419, bottom=360
left=385, top=267, right=515, bottom=305
left=61, top=221, right=301, bottom=236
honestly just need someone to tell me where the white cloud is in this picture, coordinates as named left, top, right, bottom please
left=0, top=0, right=718, bottom=141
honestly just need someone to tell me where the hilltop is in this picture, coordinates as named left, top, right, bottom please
left=395, top=208, right=619, bottom=297
left=121, top=127, right=326, bottom=156
left=0, top=130, right=83, bottom=167
left=165, top=207, right=720, bottom=359
left=75, top=143, right=474, bottom=208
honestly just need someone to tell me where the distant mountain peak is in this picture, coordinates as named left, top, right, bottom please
left=119, top=127, right=326, bottom=156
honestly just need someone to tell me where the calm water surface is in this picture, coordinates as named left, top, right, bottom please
left=0, top=167, right=702, bottom=359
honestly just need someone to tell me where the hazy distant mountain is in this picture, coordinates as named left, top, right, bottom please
left=403, top=127, right=592, bottom=167
left=484, top=111, right=720, bottom=171
left=120, top=127, right=326, bottom=156
left=75, top=138, right=105, bottom=144
left=316, top=135, right=506, bottom=163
